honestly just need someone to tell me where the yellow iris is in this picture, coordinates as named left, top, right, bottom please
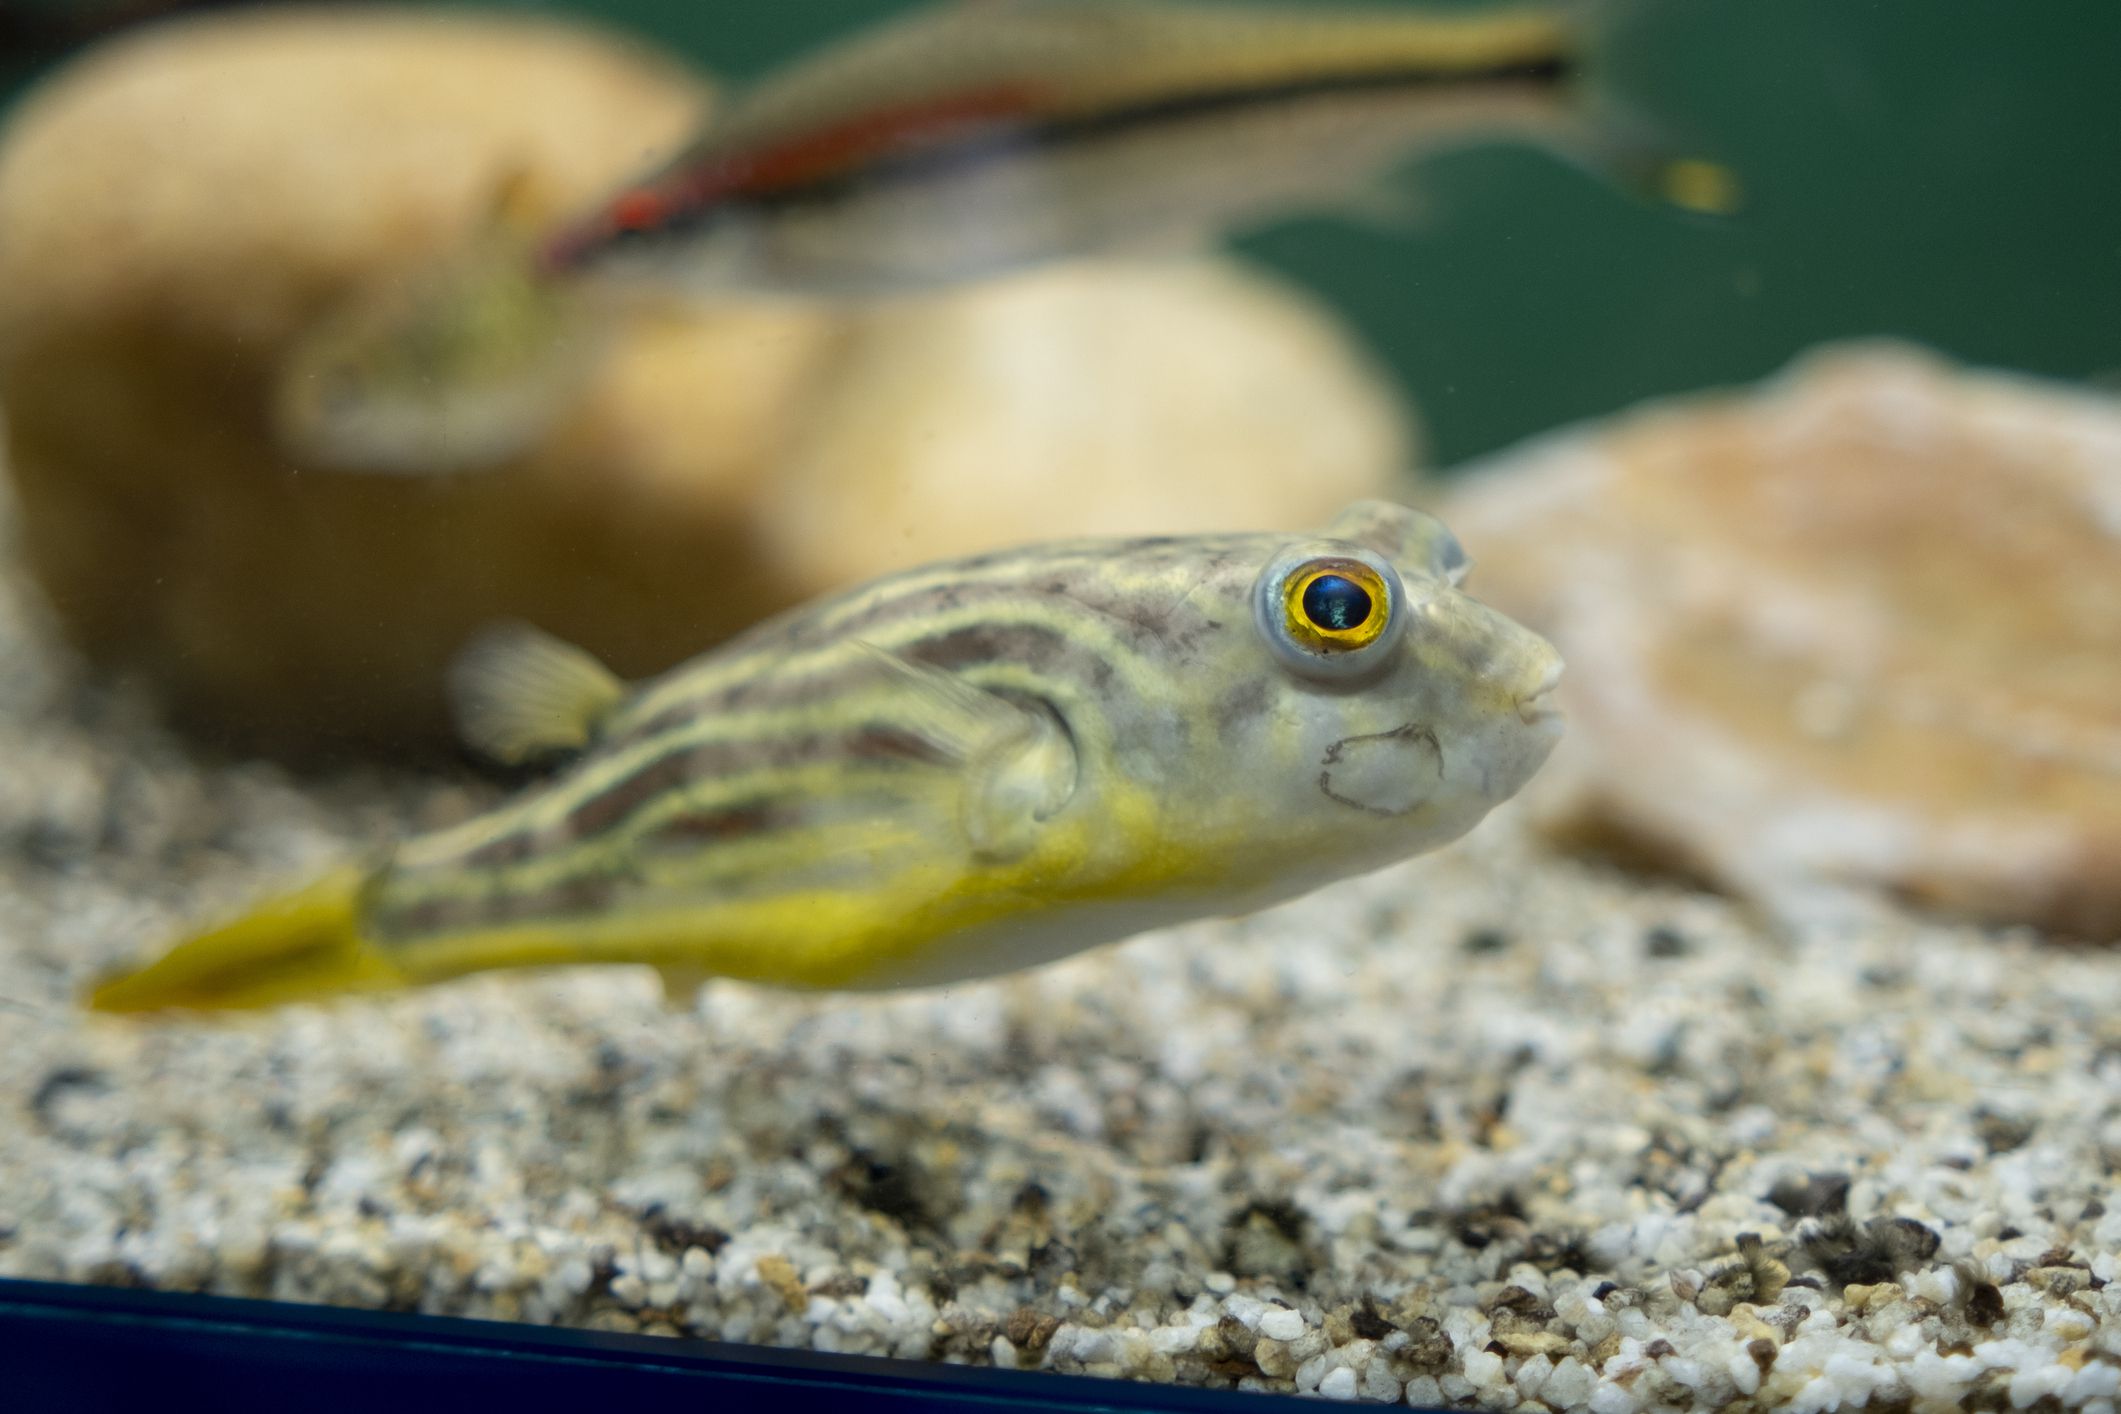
left=1282, top=558, right=1391, bottom=655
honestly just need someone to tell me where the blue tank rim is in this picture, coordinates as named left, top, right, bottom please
left=0, top=1275, right=1449, bottom=1413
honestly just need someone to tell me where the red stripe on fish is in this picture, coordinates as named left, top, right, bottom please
left=543, top=83, right=1042, bottom=271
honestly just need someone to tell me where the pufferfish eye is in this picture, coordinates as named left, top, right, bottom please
left=1252, top=546, right=1409, bottom=681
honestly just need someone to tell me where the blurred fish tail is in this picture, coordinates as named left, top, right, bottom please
left=1548, top=93, right=1739, bottom=214
left=85, top=870, right=402, bottom=1014
left=1560, top=0, right=1743, bottom=214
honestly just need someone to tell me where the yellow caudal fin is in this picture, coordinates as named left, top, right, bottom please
left=86, top=870, right=405, bottom=1014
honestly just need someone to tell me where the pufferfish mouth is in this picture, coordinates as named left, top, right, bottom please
left=1517, top=660, right=1566, bottom=733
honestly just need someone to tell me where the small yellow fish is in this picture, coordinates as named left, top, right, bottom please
left=87, top=502, right=1563, bottom=1014
left=273, top=171, right=602, bottom=472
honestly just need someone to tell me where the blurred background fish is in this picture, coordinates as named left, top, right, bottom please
left=275, top=0, right=1732, bottom=472
left=543, top=0, right=1732, bottom=296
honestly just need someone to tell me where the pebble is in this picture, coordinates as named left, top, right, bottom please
left=1258, top=1307, right=1307, bottom=1342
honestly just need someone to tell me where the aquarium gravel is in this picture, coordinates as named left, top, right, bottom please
left=1, top=510, right=2117, bottom=1412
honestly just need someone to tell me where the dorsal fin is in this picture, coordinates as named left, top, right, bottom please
left=448, top=622, right=626, bottom=765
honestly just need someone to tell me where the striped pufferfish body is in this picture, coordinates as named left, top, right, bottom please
left=86, top=501, right=1563, bottom=1013
left=547, top=0, right=1705, bottom=296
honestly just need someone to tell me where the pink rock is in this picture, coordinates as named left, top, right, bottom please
left=1444, top=343, right=2121, bottom=940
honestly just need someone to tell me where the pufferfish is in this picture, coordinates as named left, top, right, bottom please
left=87, top=502, right=1562, bottom=1014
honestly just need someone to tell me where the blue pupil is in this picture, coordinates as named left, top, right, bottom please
left=1300, top=574, right=1373, bottom=634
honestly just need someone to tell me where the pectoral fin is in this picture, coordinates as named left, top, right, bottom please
left=959, top=708, right=1077, bottom=861
left=851, top=643, right=1079, bottom=863
left=448, top=622, right=626, bottom=765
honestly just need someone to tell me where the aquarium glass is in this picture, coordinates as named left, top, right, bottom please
left=3, top=2, right=2118, bottom=1410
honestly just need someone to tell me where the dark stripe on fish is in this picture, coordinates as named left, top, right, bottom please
left=561, top=721, right=956, bottom=843
left=374, top=871, right=626, bottom=939
left=900, top=618, right=1093, bottom=677
left=623, top=564, right=1178, bottom=740
left=566, top=741, right=714, bottom=839
left=647, top=797, right=798, bottom=846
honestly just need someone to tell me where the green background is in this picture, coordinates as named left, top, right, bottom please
left=5, top=0, right=2117, bottom=466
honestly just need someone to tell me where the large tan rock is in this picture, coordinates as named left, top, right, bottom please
left=0, top=7, right=1415, bottom=750
left=1444, top=343, right=2121, bottom=939
left=757, top=257, right=1413, bottom=591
